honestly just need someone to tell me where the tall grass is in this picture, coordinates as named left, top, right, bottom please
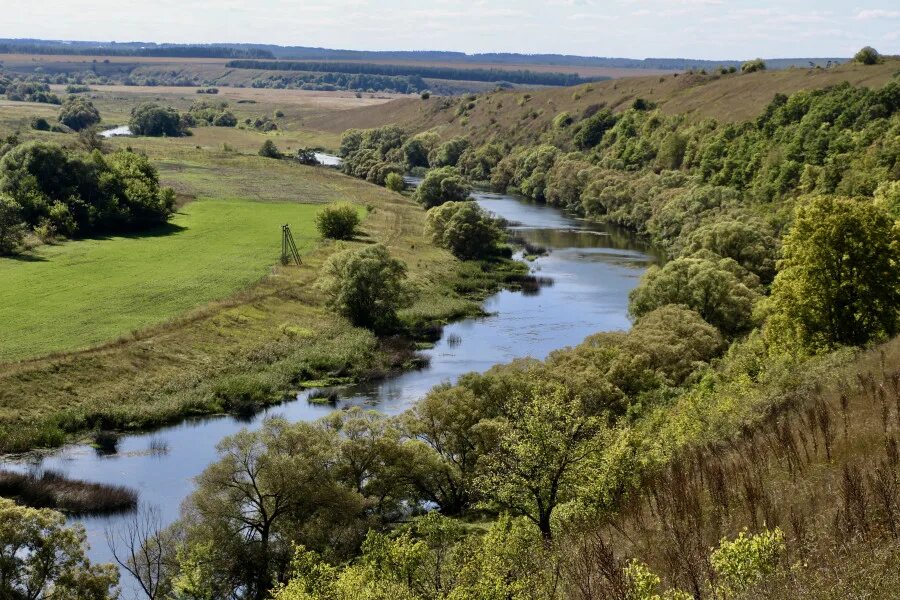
left=0, top=470, right=137, bottom=515
left=562, top=341, right=900, bottom=599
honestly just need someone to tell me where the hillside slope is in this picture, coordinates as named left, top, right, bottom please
left=319, top=58, right=900, bottom=145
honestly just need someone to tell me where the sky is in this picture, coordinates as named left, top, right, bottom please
left=2, top=0, right=898, bottom=59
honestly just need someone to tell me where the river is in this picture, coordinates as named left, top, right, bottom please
left=2, top=181, right=657, bottom=591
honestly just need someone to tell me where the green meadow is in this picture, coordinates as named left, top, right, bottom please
left=0, top=199, right=319, bottom=361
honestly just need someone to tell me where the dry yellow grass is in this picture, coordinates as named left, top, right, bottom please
left=318, top=58, right=900, bottom=143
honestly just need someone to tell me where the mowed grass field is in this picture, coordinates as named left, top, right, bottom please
left=0, top=199, right=320, bottom=361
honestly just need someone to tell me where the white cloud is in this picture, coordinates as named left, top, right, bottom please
left=855, top=9, right=900, bottom=20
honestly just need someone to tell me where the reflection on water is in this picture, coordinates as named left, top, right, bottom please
left=1, top=186, right=657, bottom=585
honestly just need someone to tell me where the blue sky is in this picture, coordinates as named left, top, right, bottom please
left=3, top=0, right=898, bottom=59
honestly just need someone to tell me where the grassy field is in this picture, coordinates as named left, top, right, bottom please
left=0, top=199, right=320, bottom=361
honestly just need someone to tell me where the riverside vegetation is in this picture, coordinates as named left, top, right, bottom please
left=1, top=49, right=900, bottom=600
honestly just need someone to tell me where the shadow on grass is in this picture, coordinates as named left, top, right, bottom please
left=4, top=252, right=48, bottom=263
left=83, top=221, right=189, bottom=242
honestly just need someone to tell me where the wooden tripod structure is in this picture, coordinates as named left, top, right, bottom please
left=281, top=224, right=302, bottom=266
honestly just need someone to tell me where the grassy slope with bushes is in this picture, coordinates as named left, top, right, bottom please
left=0, top=104, right=524, bottom=452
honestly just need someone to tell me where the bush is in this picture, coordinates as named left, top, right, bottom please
left=414, top=166, right=471, bottom=208
left=854, top=46, right=882, bottom=65
left=129, top=103, right=187, bottom=136
left=57, top=96, right=101, bottom=131
left=0, top=194, right=25, bottom=255
left=385, top=172, right=405, bottom=192
left=710, top=528, right=785, bottom=596
left=0, top=141, right=175, bottom=237
left=316, top=244, right=411, bottom=332
left=315, top=202, right=360, bottom=240
left=629, top=255, right=760, bottom=336
left=421, top=91, right=431, bottom=100
left=212, top=111, right=237, bottom=127
left=296, top=148, right=319, bottom=165
left=429, top=137, right=470, bottom=168
left=741, top=58, right=766, bottom=73
left=552, top=111, right=573, bottom=128
left=258, top=140, right=281, bottom=159
left=29, top=116, right=50, bottom=131
left=574, top=109, right=617, bottom=149
left=426, top=201, right=505, bottom=260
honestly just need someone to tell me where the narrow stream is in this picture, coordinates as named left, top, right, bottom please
left=2, top=179, right=658, bottom=588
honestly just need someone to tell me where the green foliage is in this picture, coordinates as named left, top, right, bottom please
left=629, top=255, right=761, bottom=336
left=710, top=527, right=785, bottom=597
left=854, top=46, right=882, bottom=65
left=741, top=58, right=766, bottom=73
left=385, top=172, right=405, bottom=192
left=414, top=166, right=471, bottom=208
left=0, top=194, right=25, bottom=255
left=476, top=379, right=604, bottom=537
left=0, top=498, right=119, bottom=599
left=57, top=95, right=101, bottom=131
left=429, top=137, right=470, bottom=168
left=30, top=116, right=51, bottom=131
left=767, top=195, right=900, bottom=350
left=340, top=126, right=408, bottom=185
left=317, top=243, right=412, bottom=332
left=316, top=202, right=361, bottom=240
left=457, top=142, right=505, bottom=181
left=258, top=139, right=282, bottom=158
left=680, top=218, right=778, bottom=282
left=553, top=111, right=574, bottom=128
left=0, top=141, right=175, bottom=237
left=129, top=102, right=188, bottom=137
left=425, top=201, right=505, bottom=259
left=402, top=131, right=439, bottom=169
left=574, top=109, right=617, bottom=149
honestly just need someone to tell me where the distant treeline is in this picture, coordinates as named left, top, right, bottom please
left=223, top=44, right=844, bottom=70
left=227, top=60, right=601, bottom=86
left=250, top=72, right=428, bottom=93
left=0, top=39, right=273, bottom=59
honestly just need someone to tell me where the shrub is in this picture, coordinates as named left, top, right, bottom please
left=29, top=116, right=50, bottom=131
left=129, top=103, right=187, bottom=136
left=429, top=137, right=470, bottom=168
left=0, top=141, right=175, bottom=237
left=552, top=111, right=574, bottom=129
left=629, top=255, right=760, bottom=336
left=710, top=528, right=785, bottom=597
left=853, top=46, right=882, bottom=65
left=421, top=90, right=431, bottom=100
left=0, top=194, right=25, bottom=255
left=212, top=111, right=237, bottom=127
left=274, top=109, right=285, bottom=118
left=413, top=166, right=471, bottom=208
left=315, top=202, right=360, bottom=240
left=385, top=172, right=405, bottom=192
left=316, top=244, right=411, bottom=332
left=57, top=96, right=101, bottom=131
left=296, top=148, right=319, bottom=165
left=574, top=109, right=617, bottom=149
left=425, top=201, right=505, bottom=260
left=258, top=139, right=281, bottom=158
left=741, top=58, right=766, bottom=73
